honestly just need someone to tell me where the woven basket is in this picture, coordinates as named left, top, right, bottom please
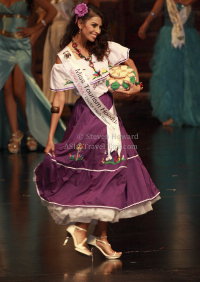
left=106, top=65, right=137, bottom=93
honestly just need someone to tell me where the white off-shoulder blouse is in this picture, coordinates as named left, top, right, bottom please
left=50, top=41, right=129, bottom=97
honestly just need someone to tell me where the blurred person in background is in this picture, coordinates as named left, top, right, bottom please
left=41, top=0, right=80, bottom=110
left=0, top=0, right=65, bottom=153
left=138, top=0, right=200, bottom=127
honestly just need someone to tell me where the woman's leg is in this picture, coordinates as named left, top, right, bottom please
left=93, top=220, right=122, bottom=256
left=66, top=222, right=92, bottom=255
left=13, top=65, right=28, bottom=130
left=4, top=72, right=18, bottom=134
left=13, top=65, right=37, bottom=150
left=75, top=222, right=90, bottom=246
left=93, top=221, right=108, bottom=237
left=4, top=70, right=24, bottom=153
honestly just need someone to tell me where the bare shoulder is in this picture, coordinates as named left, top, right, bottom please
left=67, top=43, right=77, bottom=55
left=56, top=55, right=62, bottom=64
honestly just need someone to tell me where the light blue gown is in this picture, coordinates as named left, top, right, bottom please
left=0, top=0, right=66, bottom=148
left=149, top=4, right=200, bottom=126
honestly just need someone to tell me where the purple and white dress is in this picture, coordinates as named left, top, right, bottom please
left=34, top=42, right=160, bottom=225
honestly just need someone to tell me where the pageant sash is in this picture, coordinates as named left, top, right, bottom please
left=59, top=49, right=122, bottom=159
left=166, top=0, right=191, bottom=49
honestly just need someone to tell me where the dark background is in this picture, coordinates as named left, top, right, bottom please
left=32, top=0, right=200, bottom=96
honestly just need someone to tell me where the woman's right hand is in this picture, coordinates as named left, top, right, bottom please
left=138, top=21, right=149, bottom=39
left=44, top=139, right=55, bottom=157
left=17, top=26, right=36, bottom=38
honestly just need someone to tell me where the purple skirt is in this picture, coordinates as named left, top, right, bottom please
left=34, top=92, right=160, bottom=225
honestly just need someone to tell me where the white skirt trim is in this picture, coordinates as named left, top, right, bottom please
left=44, top=195, right=161, bottom=225
left=34, top=168, right=160, bottom=211
left=34, top=168, right=160, bottom=225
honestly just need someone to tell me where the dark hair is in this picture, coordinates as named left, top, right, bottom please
left=26, top=0, right=34, bottom=13
left=60, top=3, right=110, bottom=61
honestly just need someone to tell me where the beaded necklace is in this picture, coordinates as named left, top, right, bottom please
left=72, top=38, right=101, bottom=76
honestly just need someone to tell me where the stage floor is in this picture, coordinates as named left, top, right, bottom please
left=0, top=99, right=200, bottom=281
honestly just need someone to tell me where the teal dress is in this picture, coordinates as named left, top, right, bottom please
left=0, top=0, right=65, bottom=148
left=149, top=4, right=200, bottom=126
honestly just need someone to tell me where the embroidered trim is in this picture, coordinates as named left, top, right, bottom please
left=64, top=79, right=73, bottom=86
left=102, top=155, right=126, bottom=165
left=90, top=73, right=109, bottom=85
left=50, top=86, right=75, bottom=92
left=92, top=71, right=101, bottom=80
left=69, top=154, right=83, bottom=161
left=51, top=158, right=127, bottom=172
left=47, top=153, right=139, bottom=172
left=68, top=142, right=84, bottom=161
left=102, top=68, right=108, bottom=74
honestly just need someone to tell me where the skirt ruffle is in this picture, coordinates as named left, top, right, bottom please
left=149, top=26, right=200, bottom=126
left=34, top=92, right=160, bottom=225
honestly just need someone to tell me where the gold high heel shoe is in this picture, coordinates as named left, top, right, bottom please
left=63, top=225, right=92, bottom=257
left=87, top=235, right=122, bottom=260
left=8, top=130, right=24, bottom=154
left=26, top=132, right=37, bottom=151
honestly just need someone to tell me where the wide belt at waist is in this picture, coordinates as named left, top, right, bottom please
left=0, top=29, right=24, bottom=38
left=0, top=14, right=28, bottom=20
left=0, top=15, right=28, bottom=34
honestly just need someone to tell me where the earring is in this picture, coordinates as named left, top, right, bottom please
left=79, top=29, right=81, bottom=34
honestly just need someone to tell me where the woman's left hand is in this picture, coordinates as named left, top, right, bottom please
left=17, top=26, right=36, bottom=38
left=114, top=82, right=141, bottom=97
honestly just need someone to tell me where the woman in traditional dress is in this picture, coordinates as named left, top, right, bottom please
left=42, top=0, right=79, bottom=106
left=34, top=3, right=160, bottom=259
left=0, top=0, right=65, bottom=153
left=138, top=0, right=200, bottom=126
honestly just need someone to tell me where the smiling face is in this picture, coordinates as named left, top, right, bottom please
left=79, top=16, right=102, bottom=42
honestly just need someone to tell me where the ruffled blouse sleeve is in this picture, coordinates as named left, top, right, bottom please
left=50, top=63, right=75, bottom=92
left=108, top=41, right=129, bottom=68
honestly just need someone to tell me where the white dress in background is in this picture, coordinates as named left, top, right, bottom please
left=42, top=0, right=79, bottom=104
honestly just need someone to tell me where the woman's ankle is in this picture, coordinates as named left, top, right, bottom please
left=93, top=231, right=107, bottom=238
left=75, top=222, right=89, bottom=230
